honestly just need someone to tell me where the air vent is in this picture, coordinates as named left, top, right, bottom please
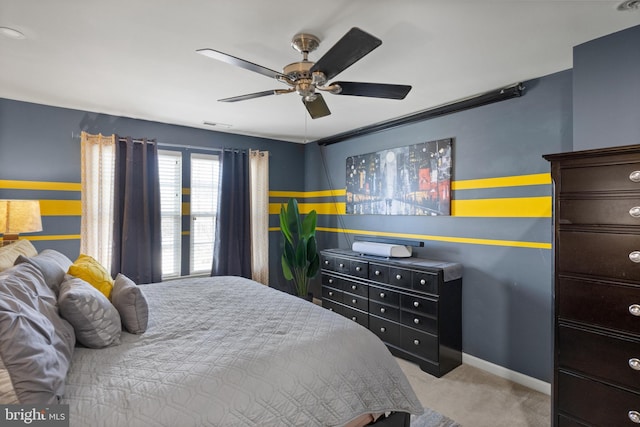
left=617, top=0, right=640, bottom=11
left=203, top=121, right=231, bottom=129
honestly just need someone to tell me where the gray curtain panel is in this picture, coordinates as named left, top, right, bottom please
left=111, top=136, right=162, bottom=284
left=211, top=150, right=252, bottom=278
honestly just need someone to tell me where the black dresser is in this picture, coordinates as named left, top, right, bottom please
left=320, top=248, right=462, bottom=377
left=544, top=145, right=640, bottom=426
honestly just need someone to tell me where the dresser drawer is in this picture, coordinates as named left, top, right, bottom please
left=559, top=324, right=640, bottom=391
left=322, top=285, right=343, bottom=303
left=369, top=263, right=390, bottom=283
left=322, top=274, right=343, bottom=290
left=559, top=197, right=640, bottom=227
left=321, top=255, right=335, bottom=271
left=559, top=231, right=640, bottom=282
left=401, top=328, right=438, bottom=361
left=558, top=371, right=640, bottom=426
left=369, top=285, right=400, bottom=305
left=401, top=294, right=438, bottom=317
left=369, top=315, right=401, bottom=347
left=370, top=300, right=400, bottom=322
left=343, top=292, right=368, bottom=311
left=350, top=259, right=368, bottom=278
left=401, top=311, right=437, bottom=335
left=342, top=305, right=368, bottom=328
left=322, top=299, right=343, bottom=315
left=560, top=162, right=640, bottom=193
left=412, top=271, right=439, bottom=295
left=343, top=279, right=368, bottom=298
left=557, top=278, right=640, bottom=335
left=389, top=267, right=412, bottom=289
left=334, top=258, right=352, bottom=275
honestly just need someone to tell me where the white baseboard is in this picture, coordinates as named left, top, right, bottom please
left=462, top=353, right=551, bottom=396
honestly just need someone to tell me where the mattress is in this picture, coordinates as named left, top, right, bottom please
left=62, top=275, right=423, bottom=426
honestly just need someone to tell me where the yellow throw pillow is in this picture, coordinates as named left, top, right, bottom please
left=67, top=254, right=114, bottom=299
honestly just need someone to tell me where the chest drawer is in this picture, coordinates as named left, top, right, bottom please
left=322, top=285, right=343, bottom=303
left=401, top=328, right=438, bottom=361
left=350, top=259, right=368, bottom=278
left=401, top=311, right=437, bottom=335
left=322, top=274, right=343, bottom=290
left=401, top=294, right=438, bottom=317
left=557, top=278, right=640, bottom=335
left=322, top=299, right=343, bottom=315
left=369, top=285, right=400, bottom=305
left=559, top=231, right=640, bottom=282
left=369, top=263, right=389, bottom=283
left=412, top=271, right=439, bottom=294
left=342, top=305, right=368, bottom=328
left=559, top=324, right=640, bottom=391
left=369, top=315, right=401, bottom=347
left=370, top=300, right=400, bottom=322
left=559, top=197, right=640, bottom=227
left=558, top=371, right=640, bottom=426
left=559, top=162, right=640, bottom=193
left=343, top=292, right=368, bottom=311
left=343, top=279, right=368, bottom=298
left=389, top=267, right=412, bottom=288
left=334, top=257, right=352, bottom=275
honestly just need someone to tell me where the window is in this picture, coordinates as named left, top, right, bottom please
left=158, top=150, right=182, bottom=278
left=190, top=153, right=220, bottom=274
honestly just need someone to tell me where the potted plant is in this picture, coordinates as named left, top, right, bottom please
left=280, top=198, right=320, bottom=300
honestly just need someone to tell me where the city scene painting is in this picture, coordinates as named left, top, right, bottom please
left=346, top=138, right=453, bottom=215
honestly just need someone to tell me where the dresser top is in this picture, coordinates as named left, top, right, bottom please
left=321, top=248, right=463, bottom=282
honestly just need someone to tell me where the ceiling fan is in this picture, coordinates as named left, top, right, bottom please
left=196, top=27, right=412, bottom=119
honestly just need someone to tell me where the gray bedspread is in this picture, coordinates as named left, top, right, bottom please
left=62, top=276, right=423, bottom=426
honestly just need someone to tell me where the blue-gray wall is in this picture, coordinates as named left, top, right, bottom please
left=0, top=98, right=304, bottom=288
left=573, top=25, right=640, bottom=150
left=305, top=70, right=572, bottom=382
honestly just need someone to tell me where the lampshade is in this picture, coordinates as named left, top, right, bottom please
left=0, top=200, right=43, bottom=241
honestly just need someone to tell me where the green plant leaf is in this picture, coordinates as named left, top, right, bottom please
left=279, top=204, right=293, bottom=244
left=286, top=198, right=300, bottom=239
left=281, top=254, right=293, bottom=280
left=301, top=209, right=317, bottom=238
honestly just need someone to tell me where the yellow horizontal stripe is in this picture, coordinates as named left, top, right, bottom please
left=181, top=231, right=189, bottom=236
left=39, top=200, right=81, bottom=216
left=182, top=188, right=190, bottom=195
left=182, top=202, right=190, bottom=215
left=24, top=235, right=81, bottom=241
left=269, top=189, right=346, bottom=198
left=315, top=227, right=551, bottom=250
left=0, top=179, right=81, bottom=192
left=452, top=196, right=551, bottom=217
left=452, top=173, right=551, bottom=190
left=269, top=202, right=345, bottom=215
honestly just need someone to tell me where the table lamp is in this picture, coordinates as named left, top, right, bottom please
left=0, top=199, right=43, bottom=246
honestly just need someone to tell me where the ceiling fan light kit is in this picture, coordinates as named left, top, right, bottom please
left=197, top=27, right=412, bottom=119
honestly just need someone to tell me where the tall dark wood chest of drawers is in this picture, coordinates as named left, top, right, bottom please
left=320, top=248, right=462, bottom=378
left=544, top=145, right=640, bottom=426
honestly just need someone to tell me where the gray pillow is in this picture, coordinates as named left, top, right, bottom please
left=58, top=277, right=121, bottom=348
left=0, top=262, right=76, bottom=403
left=112, top=273, right=149, bottom=334
left=14, top=250, right=73, bottom=295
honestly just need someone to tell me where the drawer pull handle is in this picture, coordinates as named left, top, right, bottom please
left=380, top=308, right=386, bottom=313
left=396, top=274, right=402, bottom=280
left=375, top=270, right=381, bottom=276
left=413, top=339, right=420, bottom=345
left=630, top=171, right=640, bottom=183
left=630, top=304, right=640, bottom=316
left=324, top=260, right=329, bottom=265
left=413, top=301, right=420, bottom=308
left=352, top=299, right=357, bottom=304
left=629, top=411, right=640, bottom=424
left=630, top=251, right=640, bottom=263
left=631, top=207, right=640, bottom=218
left=328, top=291, right=333, bottom=296
left=414, top=318, right=420, bottom=325
left=351, top=316, right=357, bottom=321
left=420, top=279, right=426, bottom=285
left=328, top=308, right=333, bottom=311
left=351, top=285, right=357, bottom=290
left=339, top=263, right=345, bottom=268
left=629, top=358, right=640, bottom=371
left=355, top=266, right=362, bottom=272
left=380, top=327, right=386, bottom=333
left=328, top=279, right=334, bottom=284
left=380, top=292, right=386, bottom=298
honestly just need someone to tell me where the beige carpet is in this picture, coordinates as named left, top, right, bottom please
left=397, top=358, right=551, bottom=427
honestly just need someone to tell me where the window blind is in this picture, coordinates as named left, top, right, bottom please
left=158, top=150, right=182, bottom=278
left=190, top=153, right=220, bottom=274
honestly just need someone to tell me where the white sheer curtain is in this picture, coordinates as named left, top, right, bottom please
left=249, top=149, right=269, bottom=285
left=80, top=131, right=115, bottom=269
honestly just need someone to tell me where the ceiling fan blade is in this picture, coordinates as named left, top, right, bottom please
left=332, top=82, right=412, bottom=99
left=303, top=94, right=331, bottom=119
left=310, top=27, right=382, bottom=80
left=197, top=48, right=286, bottom=80
left=219, top=90, right=278, bottom=102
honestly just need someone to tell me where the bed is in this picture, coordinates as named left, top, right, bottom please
left=0, top=244, right=423, bottom=427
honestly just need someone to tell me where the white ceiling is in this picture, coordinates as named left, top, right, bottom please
left=0, top=1, right=638, bottom=143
